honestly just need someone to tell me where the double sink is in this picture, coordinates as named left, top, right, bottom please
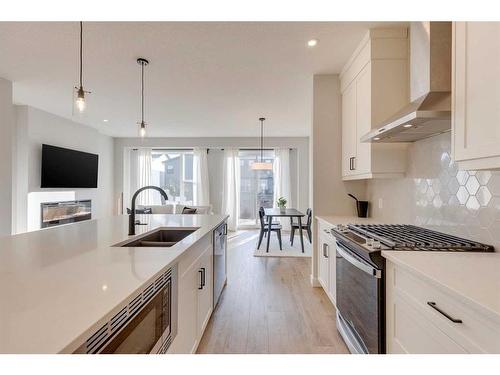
left=115, top=228, right=198, bottom=248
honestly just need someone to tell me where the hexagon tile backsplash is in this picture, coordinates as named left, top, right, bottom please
left=366, top=132, right=500, bottom=248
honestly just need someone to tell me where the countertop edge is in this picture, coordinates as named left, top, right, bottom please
left=382, top=250, right=500, bottom=324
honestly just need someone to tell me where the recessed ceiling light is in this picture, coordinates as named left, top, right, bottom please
left=374, top=137, right=381, bottom=141
left=403, top=124, right=412, bottom=128
left=103, top=119, right=109, bottom=123
left=307, top=39, right=318, bottom=47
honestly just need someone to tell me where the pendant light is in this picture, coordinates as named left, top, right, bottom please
left=74, top=21, right=90, bottom=113
left=137, top=58, right=149, bottom=137
left=251, top=117, right=273, bottom=170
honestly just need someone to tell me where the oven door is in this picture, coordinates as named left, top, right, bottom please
left=336, top=241, right=383, bottom=354
left=101, top=280, right=171, bottom=354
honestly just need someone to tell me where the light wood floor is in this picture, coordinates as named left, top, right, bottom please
left=197, top=230, right=349, bottom=354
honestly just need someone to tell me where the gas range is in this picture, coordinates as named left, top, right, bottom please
left=331, top=223, right=494, bottom=354
left=331, top=224, right=494, bottom=269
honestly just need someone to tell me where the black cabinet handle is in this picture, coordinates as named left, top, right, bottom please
left=352, top=157, right=356, bottom=170
left=427, top=302, right=463, bottom=323
left=323, top=243, right=329, bottom=258
left=349, top=157, right=356, bottom=171
left=201, top=267, right=206, bottom=287
left=198, top=270, right=203, bottom=290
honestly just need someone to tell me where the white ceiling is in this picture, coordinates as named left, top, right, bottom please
left=0, top=22, right=406, bottom=137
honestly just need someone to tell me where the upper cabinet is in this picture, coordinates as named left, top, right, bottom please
left=340, top=28, right=409, bottom=180
left=452, top=22, right=500, bottom=170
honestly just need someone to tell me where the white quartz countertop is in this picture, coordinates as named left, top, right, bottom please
left=382, top=251, right=500, bottom=321
left=0, top=214, right=228, bottom=354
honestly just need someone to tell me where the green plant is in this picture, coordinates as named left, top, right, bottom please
left=277, top=197, right=287, bottom=208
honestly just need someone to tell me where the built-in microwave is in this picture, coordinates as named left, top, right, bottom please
left=75, top=266, right=177, bottom=354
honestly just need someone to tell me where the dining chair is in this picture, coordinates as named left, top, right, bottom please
left=257, top=207, right=282, bottom=250
left=290, top=208, right=312, bottom=245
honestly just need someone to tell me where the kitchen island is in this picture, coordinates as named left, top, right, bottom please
left=0, top=214, right=228, bottom=354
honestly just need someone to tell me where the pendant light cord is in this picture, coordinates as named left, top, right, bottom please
left=79, top=21, right=83, bottom=87
left=141, top=61, right=145, bottom=123
left=260, top=119, right=263, bottom=162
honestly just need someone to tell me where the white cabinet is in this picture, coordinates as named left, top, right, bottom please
left=168, top=233, right=214, bottom=354
left=196, top=244, right=213, bottom=339
left=318, top=234, right=330, bottom=290
left=452, top=22, right=500, bottom=170
left=386, top=260, right=500, bottom=354
left=317, top=220, right=337, bottom=305
left=340, top=28, right=409, bottom=180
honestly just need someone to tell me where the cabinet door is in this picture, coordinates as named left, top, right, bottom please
left=196, top=246, right=213, bottom=339
left=342, top=81, right=357, bottom=177
left=388, top=293, right=468, bottom=354
left=169, top=258, right=199, bottom=353
left=317, top=234, right=330, bottom=291
left=453, top=22, right=500, bottom=167
left=355, top=63, right=372, bottom=175
left=327, top=238, right=337, bottom=305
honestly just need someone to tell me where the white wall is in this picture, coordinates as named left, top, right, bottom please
left=311, top=74, right=366, bottom=285
left=13, top=106, right=115, bottom=233
left=0, top=78, right=13, bottom=236
left=113, top=137, right=309, bottom=215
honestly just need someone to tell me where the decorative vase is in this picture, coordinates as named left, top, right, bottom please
left=279, top=206, right=286, bottom=213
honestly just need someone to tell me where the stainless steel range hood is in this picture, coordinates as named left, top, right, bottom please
left=361, top=22, right=452, bottom=143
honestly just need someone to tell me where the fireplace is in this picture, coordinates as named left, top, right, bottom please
left=41, top=200, right=92, bottom=228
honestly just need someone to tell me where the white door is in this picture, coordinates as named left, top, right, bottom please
left=168, top=259, right=199, bottom=353
left=196, top=246, right=213, bottom=339
left=342, top=81, right=357, bottom=177
left=453, top=22, right=500, bottom=163
left=355, top=63, right=372, bottom=175
left=327, top=238, right=337, bottom=305
left=317, top=234, right=330, bottom=291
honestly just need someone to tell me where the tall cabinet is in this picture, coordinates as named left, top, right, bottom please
left=340, top=28, right=409, bottom=180
left=452, top=22, right=500, bottom=170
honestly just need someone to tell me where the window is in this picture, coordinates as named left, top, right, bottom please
left=151, top=150, right=194, bottom=204
left=238, top=150, right=275, bottom=226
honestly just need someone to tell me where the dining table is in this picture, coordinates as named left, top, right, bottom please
left=263, top=208, right=306, bottom=253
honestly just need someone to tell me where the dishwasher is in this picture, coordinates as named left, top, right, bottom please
left=213, top=222, right=227, bottom=307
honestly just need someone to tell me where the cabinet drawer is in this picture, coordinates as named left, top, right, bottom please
left=391, top=292, right=467, bottom=354
left=317, top=221, right=336, bottom=246
left=392, top=265, right=500, bottom=353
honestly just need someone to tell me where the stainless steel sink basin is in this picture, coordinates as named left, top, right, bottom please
left=115, top=228, right=197, bottom=247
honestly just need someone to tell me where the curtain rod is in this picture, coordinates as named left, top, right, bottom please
left=131, top=147, right=294, bottom=151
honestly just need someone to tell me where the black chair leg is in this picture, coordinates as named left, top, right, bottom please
left=307, top=228, right=312, bottom=244
left=257, top=229, right=264, bottom=249
left=277, top=229, right=282, bottom=250
left=290, top=227, right=295, bottom=246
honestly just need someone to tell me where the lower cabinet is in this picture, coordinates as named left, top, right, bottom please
left=168, top=234, right=213, bottom=353
left=386, top=260, right=500, bottom=354
left=317, top=220, right=337, bottom=306
left=196, top=245, right=213, bottom=339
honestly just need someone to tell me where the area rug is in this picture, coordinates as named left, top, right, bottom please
left=252, top=231, right=312, bottom=258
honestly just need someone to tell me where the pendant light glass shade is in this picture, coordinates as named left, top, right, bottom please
left=251, top=117, right=273, bottom=170
left=139, top=121, right=146, bottom=138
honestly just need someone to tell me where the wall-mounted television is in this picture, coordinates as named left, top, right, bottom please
left=41, top=144, right=99, bottom=188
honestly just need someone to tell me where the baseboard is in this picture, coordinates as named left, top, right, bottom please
left=310, top=275, right=321, bottom=287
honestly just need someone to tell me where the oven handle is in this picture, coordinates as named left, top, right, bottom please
left=336, top=242, right=382, bottom=279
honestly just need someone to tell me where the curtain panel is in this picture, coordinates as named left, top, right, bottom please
left=222, top=149, right=240, bottom=231
left=193, top=148, right=210, bottom=206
